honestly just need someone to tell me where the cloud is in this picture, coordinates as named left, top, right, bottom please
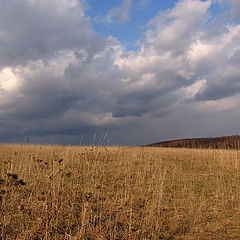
left=138, top=0, right=151, bottom=9
left=96, top=0, right=132, bottom=24
left=230, top=0, right=240, bottom=21
left=0, top=0, right=101, bottom=67
left=213, top=0, right=240, bottom=21
left=1, top=0, right=240, bottom=145
left=143, top=0, right=211, bottom=55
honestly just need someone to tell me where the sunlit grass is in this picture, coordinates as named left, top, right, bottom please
left=1, top=144, right=240, bottom=239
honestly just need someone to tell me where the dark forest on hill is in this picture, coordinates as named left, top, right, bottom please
left=146, top=135, right=240, bottom=149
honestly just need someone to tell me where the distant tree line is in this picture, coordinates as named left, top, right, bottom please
left=146, top=135, right=240, bottom=149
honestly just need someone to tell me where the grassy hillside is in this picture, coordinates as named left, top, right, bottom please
left=1, top=145, right=240, bottom=239
left=146, top=135, right=240, bottom=149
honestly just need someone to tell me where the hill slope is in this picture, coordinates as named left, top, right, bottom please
left=145, top=135, right=240, bottom=149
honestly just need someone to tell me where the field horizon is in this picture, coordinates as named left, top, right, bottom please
left=145, top=135, right=240, bottom=149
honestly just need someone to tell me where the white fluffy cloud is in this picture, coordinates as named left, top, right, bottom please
left=1, top=0, right=240, bottom=144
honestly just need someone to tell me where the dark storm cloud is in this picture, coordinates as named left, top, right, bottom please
left=1, top=0, right=240, bottom=145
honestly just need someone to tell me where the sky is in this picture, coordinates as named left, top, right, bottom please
left=0, top=0, right=240, bottom=146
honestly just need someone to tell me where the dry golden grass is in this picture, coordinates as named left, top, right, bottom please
left=1, top=144, right=240, bottom=239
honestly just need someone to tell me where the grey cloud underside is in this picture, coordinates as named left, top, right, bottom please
left=195, top=72, right=240, bottom=101
left=1, top=0, right=240, bottom=144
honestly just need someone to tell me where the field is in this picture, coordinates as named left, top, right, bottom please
left=1, top=145, right=240, bottom=239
